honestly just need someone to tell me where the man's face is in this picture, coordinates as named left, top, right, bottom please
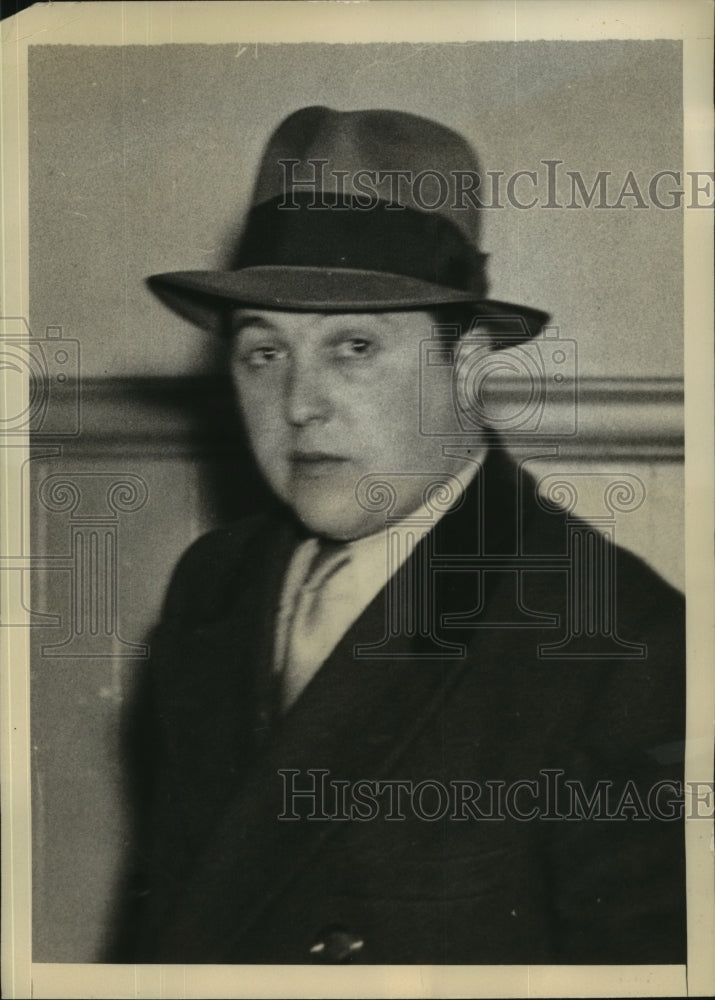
left=229, top=308, right=471, bottom=540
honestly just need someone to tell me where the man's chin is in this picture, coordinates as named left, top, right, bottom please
left=280, top=476, right=370, bottom=540
left=290, top=500, right=381, bottom=542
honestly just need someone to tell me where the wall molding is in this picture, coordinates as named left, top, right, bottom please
left=31, top=375, right=684, bottom=463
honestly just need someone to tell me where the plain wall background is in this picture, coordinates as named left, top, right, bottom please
left=27, top=40, right=684, bottom=961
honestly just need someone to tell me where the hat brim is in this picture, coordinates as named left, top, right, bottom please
left=147, top=265, right=549, bottom=343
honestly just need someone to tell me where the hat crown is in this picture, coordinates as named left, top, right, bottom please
left=251, top=105, right=483, bottom=245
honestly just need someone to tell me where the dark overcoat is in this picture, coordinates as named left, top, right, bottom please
left=129, top=447, right=686, bottom=965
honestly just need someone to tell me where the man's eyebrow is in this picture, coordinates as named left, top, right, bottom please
left=232, top=314, right=277, bottom=335
left=322, top=312, right=395, bottom=332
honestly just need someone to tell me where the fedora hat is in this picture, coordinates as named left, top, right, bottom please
left=148, top=106, right=549, bottom=343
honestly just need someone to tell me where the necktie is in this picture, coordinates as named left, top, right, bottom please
left=281, top=539, right=352, bottom=710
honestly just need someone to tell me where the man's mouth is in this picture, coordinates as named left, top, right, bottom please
left=290, top=451, right=350, bottom=477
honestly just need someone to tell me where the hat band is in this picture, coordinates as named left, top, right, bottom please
left=235, top=193, right=488, bottom=296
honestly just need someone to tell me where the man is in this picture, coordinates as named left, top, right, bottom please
left=126, top=107, right=685, bottom=964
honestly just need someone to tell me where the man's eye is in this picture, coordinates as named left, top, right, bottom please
left=241, top=346, right=284, bottom=368
left=335, top=338, right=373, bottom=358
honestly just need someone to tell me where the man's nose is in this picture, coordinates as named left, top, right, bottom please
left=285, top=360, right=332, bottom=426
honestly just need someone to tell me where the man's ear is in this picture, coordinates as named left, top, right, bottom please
left=452, top=334, right=502, bottom=431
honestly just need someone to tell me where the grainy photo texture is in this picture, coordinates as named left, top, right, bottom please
left=4, top=6, right=711, bottom=994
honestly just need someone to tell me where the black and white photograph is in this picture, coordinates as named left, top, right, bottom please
left=1, top=2, right=713, bottom=997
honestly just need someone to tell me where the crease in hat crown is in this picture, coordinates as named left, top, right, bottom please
left=147, top=104, right=550, bottom=343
